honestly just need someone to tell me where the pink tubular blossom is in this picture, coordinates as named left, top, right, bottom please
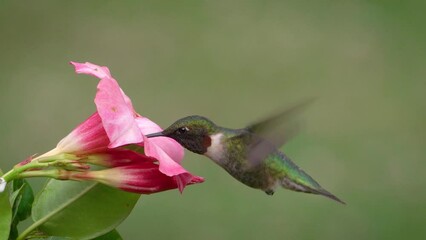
left=63, top=61, right=203, bottom=192
left=67, top=161, right=204, bottom=194
left=84, top=149, right=156, bottom=168
left=57, top=113, right=110, bottom=154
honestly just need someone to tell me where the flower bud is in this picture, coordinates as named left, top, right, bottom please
left=67, top=162, right=204, bottom=194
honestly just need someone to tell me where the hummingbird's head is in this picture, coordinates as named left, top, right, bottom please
left=146, top=115, right=218, bottom=154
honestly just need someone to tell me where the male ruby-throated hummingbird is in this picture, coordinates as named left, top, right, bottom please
left=146, top=101, right=345, bottom=204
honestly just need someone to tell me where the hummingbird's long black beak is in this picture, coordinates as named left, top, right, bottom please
left=145, top=132, right=166, bottom=138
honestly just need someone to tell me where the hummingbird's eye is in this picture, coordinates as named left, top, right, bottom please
left=177, top=127, right=189, bottom=134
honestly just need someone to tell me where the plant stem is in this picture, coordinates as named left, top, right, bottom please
left=1, top=161, right=50, bottom=182
left=17, top=221, right=39, bottom=240
left=17, top=169, right=60, bottom=179
left=0, top=169, right=15, bottom=182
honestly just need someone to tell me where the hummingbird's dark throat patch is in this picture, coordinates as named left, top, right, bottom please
left=203, top=135, right=212, bottom=149
left=175, top=134, right=212, bottom=154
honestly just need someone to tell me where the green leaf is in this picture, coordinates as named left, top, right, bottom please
left=9, top=223, right=18, bottom=240
left=92, top=229, right=123, bottom=240
left=30, top=179, right=140, bottom=240
left=9, top=184, right=23, bottom=208
left=43, top=237, right=71, bottom=240
left=0, top=170, right=12, bottom=240
left=31, top=236, right=70, bottom=240
left=11, top=179, right=34, bottom=221
left=9, top=188, right=21, bottom=240
left=29, top=229, right=121, bottom=240
left=8, top=179, right=35, bottom=240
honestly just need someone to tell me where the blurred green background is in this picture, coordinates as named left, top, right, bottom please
left=1, top=1, right=425, bottom=239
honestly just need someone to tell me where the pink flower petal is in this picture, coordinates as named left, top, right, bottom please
left=95, top=78, right=143, bottom=148
left=120, top=89, right=136, bottom=112
left=70, top=61, right=135, bottom=110
left=143, top=135, right=187, bottom=176
left=70, top=61, right=111, bottom=79
left=136, top=117, right=194, bottom=191
left=71, top=61, right=143, bottom=148
left=136, top=117, right=184, bottom=164
left=85, top=149, right=156, bottom=167
left=136, top=118, right=200, bottom=191
left=57, top=113, right=110, bottom=154
left=135, top=117, right=163, bottom=134
left=173, top=173, right=205, bottom=193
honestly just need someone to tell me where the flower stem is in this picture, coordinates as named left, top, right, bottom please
left=17, top=169, right=61, bottom=179
left=1, top=161, right=50, bottom=182
left=17, top=221, right=41, bottom=240
left=1, top=169, right=15, bottom=183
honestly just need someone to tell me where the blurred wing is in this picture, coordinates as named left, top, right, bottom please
left=245, top=98, right=315, bottom=166
left=246, top=98, right=315, bottom=146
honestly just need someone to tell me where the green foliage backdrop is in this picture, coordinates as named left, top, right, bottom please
left=1, top=1, right=425, bottom=239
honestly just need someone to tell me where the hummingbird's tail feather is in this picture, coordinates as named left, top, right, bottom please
left=308, top=187, right=346, bottom=204
left=280, top=177, right=345, bottom=204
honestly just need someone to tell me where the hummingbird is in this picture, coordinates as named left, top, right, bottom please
left=146, top=101, right=345, bottom=204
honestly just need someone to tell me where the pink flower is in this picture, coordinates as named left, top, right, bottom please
left=70, top=62, right=196, bottom=183
left=84, top=149, right=156, bottom=168
left=38, top=62, right=203, bottom=193
left=81, top=150, right=203, bottom=193
left=68, top=163, right=204, bottom=194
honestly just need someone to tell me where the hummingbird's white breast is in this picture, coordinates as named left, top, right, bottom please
left=204, top=133, right=226, bottom=163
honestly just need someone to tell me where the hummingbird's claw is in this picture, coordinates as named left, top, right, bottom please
left=265, top=189, right=275, bottom=195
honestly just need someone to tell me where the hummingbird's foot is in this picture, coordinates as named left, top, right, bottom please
left=265, top=189, right=275, bottom=195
